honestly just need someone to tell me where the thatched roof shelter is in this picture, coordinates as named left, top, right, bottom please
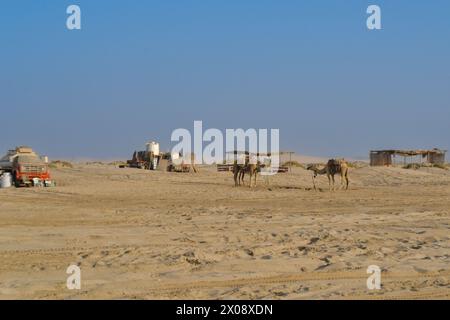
left=370, top=148, right=446, bottom=166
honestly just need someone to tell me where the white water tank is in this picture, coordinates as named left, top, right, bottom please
left=0, top=173, right=12, bottom=188
left=146, top=141, right=160, bottom=156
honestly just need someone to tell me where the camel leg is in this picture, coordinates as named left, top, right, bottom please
left=345, top=171, right=349, bottom=190
left=312, top=175, right=317, bottom=191
left=239, top=170, right=245, bottom=186
left=340, top=169, right=348, bottom=190
left=249, top=171, right=256, bottom=188
left=265, top=175, right=270, bottom=186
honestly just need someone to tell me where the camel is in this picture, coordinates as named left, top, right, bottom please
left=306, top=159, right=349, bottom=191
left=241, top=162, right=259, bottom=188
left=233, top=156, right=260, bottom=188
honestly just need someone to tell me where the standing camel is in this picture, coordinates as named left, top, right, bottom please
left=233, top=156, right=260, bottom=188
left=242, top=162, right=259, bottom=188
left=306, top=159, right=349, bottom=191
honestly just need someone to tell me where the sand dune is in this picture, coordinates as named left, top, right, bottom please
left=0, top=163, right=449, bottom=299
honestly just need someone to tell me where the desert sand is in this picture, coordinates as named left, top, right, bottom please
left=0, top=162, right=449, bottom=299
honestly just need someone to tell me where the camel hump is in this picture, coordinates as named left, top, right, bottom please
left=327, top=159, right=341, bottom=174
left=327, top=159, right=339, bottom=166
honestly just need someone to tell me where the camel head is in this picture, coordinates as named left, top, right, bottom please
left=306, top=164, right=319, bottom=177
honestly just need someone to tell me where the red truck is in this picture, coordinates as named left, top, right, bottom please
left=0, top=147, right=52, bottom=187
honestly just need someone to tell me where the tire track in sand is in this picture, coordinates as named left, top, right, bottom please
left=130, top=270, right=450, bottom=294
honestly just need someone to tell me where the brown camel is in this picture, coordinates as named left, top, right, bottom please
left=241, top=162, right=259, bottom=188
left=233, top=155, right=260, bottom=188
left=306, top=159, right=349, bottom=191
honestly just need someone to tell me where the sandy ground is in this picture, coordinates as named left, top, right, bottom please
left=0, top=163, right=449, bottom=300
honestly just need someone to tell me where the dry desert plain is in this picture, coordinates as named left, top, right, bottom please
left=0, top=162, right=449, bottom=299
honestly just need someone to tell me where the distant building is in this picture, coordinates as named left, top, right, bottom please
left=369, top=149, right=447, bottom=166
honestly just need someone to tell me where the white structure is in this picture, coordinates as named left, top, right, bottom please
left=0, top=173, right=12, bottom=188
left=146, top=141, right=160, bottom=156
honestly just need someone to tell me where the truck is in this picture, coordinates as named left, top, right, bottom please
left=0, top=146, right=52, bottom=187
left=126, top=150, right=159, bottom=170
left=122, top=150, right=194, bottom=172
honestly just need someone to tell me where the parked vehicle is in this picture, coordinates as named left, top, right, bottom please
left=0, top=146, right=52, bottom=187
left=126, top=150, right=159, bottom=170
left=122, top=141, right=165, bottom=170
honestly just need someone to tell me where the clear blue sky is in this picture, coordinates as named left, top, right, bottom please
left=1, top=1, right=449, bottom=159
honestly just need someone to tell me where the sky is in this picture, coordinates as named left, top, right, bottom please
left=0, top=0, right=449, bottom=160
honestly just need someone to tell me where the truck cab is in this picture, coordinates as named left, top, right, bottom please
left=12, top=154, right=51, bottom=187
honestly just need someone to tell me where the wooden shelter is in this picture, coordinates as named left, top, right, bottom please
left=370, top=148, right=446, bottom=166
